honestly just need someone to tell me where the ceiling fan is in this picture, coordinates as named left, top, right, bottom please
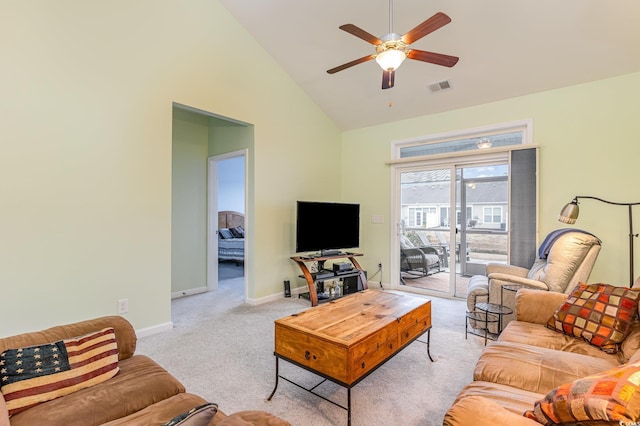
left=327, top=0, right=459, bottom=90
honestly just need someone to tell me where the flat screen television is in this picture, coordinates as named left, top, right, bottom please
left=296, top=201, right=360, bottom=255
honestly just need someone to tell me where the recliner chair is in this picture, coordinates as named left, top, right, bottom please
left=467, top=229, right=602, bottom=332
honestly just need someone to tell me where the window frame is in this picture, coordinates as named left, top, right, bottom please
left=389, top=119, right=539, bottom=293
left=389, top=119, right=533, bottom=164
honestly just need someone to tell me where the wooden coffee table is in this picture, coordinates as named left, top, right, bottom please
left=267, top=290, right=432, bottom=425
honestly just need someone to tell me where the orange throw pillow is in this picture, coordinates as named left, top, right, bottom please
left=524, top=361, right=640, bottom=424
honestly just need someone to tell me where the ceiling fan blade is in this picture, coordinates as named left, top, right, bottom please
left=407, top=49, right=459, bottom=67
left=382, top=69, right=395, bottom=90
left=402, top=12, right=451, bottom=45
left=327, top=55, right=375, bottom=74
left=339, top=24, right=383, bottom=45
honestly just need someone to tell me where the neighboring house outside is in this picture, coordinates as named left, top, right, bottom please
left=401, top=180, right=508, bottom=231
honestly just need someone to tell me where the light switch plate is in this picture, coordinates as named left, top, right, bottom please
left=371, top=214, right=384, bottom=224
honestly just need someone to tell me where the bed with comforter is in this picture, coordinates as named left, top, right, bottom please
left=218, top=210, right=245, bottom=263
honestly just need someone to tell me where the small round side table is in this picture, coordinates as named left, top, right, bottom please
left=474, top=302, right=513, bottom=345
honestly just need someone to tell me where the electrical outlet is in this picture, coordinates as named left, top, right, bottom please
left=117, top=299, right=129, bottom=314
left=378, top=262, right=382, bottom=269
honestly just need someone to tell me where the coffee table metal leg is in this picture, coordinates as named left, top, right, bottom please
left=347, top=388, right=351, bottom=426
left=414, top=329, right=435, bottom=361
left=426, top=329, right=434, bottom=362
left=267, top=356, right=279, bottom=401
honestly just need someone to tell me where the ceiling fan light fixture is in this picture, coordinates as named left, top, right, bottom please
left=375, top=49, right=406, bottom=71
left=327, top=8, right=458, bottom=89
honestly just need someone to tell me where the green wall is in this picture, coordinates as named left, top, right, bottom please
left=171, top=109, right=209, bottom=294
left=342, top=72, right=640, bottom=287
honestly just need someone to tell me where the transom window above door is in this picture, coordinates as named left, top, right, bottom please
left=393, top=120, right=532, bottom=160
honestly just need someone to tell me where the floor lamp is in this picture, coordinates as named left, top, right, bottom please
left=558, top=196, right=640, bottom=287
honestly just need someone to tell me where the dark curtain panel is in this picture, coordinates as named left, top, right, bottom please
left=509, top=148, right=538, bottom=268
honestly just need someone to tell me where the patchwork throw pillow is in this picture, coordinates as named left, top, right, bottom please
left=0, top=327, right=119, bottom=416
left=523, top=361, right=640, bottom=424
left=547, top=283, right=640, bottom=353
left=162, top=403, right=218, bottom=426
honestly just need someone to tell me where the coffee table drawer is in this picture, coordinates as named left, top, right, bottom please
left=275, top=325, right=350, bottom=382
left=348, top=323, right=398, bottom=383
left=399, top=301, right=432, bottom=347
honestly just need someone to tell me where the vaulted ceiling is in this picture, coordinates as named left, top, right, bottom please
left=219, top=0, right=640, bottom=130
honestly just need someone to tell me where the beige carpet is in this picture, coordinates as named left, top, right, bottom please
left=137, top=278, right=484, bottom=426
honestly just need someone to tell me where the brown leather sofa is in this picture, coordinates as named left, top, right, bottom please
left=0, top=316, right=290, bottom=426
left=445, top=288, right=640, bottom=425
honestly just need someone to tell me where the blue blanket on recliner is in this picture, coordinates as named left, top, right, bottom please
left=538, top=229, right=599, bottom=259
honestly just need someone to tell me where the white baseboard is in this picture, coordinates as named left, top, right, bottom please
left=366, top=281, right=387, bottom=290
left=244, top=285, right=308, bottom=305
left=171, top=282, right=389, bottom=306
left=171, top=286, right=208, bottom=299
left=141, top=283, right=392, bottom=338
left=136, top=321, right=173, bottom=338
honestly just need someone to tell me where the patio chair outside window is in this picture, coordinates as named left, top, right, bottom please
left=400, top=235, right=441, bottom=282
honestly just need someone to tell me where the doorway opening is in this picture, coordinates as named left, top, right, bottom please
left=208, top=152, right=247, bottom=296
left=171, top=103, right=252, bottom=303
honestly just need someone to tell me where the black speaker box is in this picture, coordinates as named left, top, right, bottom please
left=342, top=271, right=366, bottom=295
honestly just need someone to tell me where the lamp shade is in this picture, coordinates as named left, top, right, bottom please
left=558, top=200, right=579, bottom=224
left=375, top=49, right=406, bottom=71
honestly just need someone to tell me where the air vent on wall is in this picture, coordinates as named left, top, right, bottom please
left=428, top=80, right=452, bottom=93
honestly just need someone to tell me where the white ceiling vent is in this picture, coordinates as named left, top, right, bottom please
left=428, top=80, right=452, bottom=93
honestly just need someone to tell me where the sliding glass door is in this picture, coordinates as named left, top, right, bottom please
left=455, top=165, right=509, bottom=288
left=391, top=121, right=537, bottom=298
left=397, top=161, right=510, bottom=298
left=399, top=167, right=454, bottom=294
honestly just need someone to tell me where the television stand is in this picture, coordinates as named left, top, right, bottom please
left=290, top=253, right=367, bottom=306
